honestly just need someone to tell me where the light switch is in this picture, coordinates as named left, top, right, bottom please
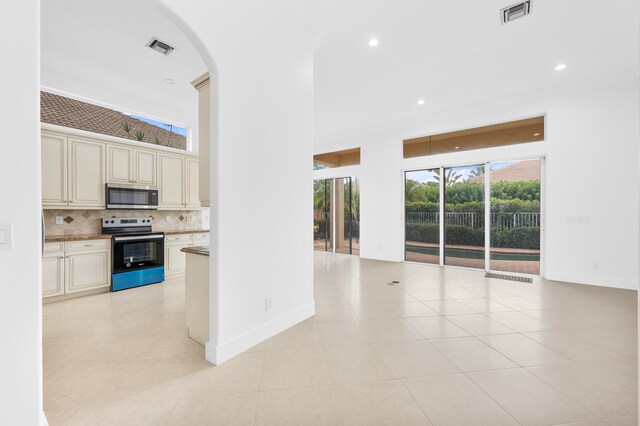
left=0, top=224, right=12, bottom=251
left=55, top=216, right=63, bottom=225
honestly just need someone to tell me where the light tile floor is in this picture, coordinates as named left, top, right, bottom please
left=44, top=252, right=638, bottom=425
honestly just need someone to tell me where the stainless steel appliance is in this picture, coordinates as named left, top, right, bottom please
left=105, top=183, right=158, bottom=210
left=102, top=217, right=164, bottom=291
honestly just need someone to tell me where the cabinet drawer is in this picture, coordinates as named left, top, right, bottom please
left=65, top=239, right=111, bottom=253
left=192, top=233, right=210, bottom=243
left=44, top=242, right=64, bottom=254
left=165, top=234, right=192, bottom=244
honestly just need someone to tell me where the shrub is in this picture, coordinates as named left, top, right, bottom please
left=491, top=227, right=540, bottom=249
left=406, top=224, right=539, bottom=249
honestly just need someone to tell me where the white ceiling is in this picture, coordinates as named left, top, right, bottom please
left=41, top=0, right=639, bottom=140
left=311, top=0, right=639, bottom=138
left=41, top=0, right=207, bottom=129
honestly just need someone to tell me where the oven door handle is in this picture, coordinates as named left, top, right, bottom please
left=114, top=235, right=164, bottom=242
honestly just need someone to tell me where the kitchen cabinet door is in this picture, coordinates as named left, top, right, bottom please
left=185, top=157, right=200, bottom=210
left=158, top=153, right=185, bottom=209
left=107, top=145, right=133, bottom=184
left=65, top=249, right=110, bottom=293
left=42, top=254, right=65, bottom=298
left=134, top=149, right=156, bottom=185
left=41, top=133, right=67, bottom=207
left=165, top=243, right=189, bottom=277
left=69, top=138, right=105, bottom=208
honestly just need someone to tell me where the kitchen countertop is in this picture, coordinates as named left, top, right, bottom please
left=181, top=245, right=210, bottom=256
left=164, top=229, right=210, bottom=235
left=45, top=234, right=112, bottom=243
left=45, top=229, right=209, bottom=242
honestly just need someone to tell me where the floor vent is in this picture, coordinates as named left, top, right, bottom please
left=485, top=272, right=532, bottom=283
left=501, top=1, right=531, bottom=24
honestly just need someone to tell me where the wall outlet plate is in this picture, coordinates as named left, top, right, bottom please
left=165, top=216, right=171, bottom=223
left=55, top=216, right=63, bottom=225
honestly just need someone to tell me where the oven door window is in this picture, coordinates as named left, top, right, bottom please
left=113, top=239, right=164, bottom=273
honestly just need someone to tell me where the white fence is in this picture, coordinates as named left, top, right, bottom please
left=406, top=212, right=540, bottom=230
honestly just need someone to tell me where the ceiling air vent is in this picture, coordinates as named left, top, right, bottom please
left=146, top=38, right=174, bottom=55
left=501, top=1, right=531, bottom=24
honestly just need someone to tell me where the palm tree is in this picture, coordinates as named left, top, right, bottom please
left=468, top=165, right=485, bottom=179
left=435, top=169, right=462, bottom=186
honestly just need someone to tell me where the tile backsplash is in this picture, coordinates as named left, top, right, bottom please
left=44, top=209, right=204, bottom=236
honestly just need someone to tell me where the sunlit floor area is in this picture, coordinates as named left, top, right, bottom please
left=44, top=253, right=637, bottom=425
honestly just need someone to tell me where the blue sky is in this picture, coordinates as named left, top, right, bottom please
left=121, top=112, right=188, bottom=137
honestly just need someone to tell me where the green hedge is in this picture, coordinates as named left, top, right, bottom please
left=406, top=181, right=540, bottom=204
left=406, top=223, right=540, bottom=249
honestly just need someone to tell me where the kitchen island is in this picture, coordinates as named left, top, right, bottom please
left=181, top=245, right=210, bottom=345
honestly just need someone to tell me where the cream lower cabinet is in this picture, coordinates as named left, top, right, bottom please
left=164, top=233, right=210, bottom=278
left=43, top=243, right=65, bottom=298
left=65, top=239, right=111, bottom=293
left=165, top=234, right=191, bottom=277
left=42, top=239, right=111, bottom=298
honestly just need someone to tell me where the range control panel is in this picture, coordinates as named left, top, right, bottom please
left=101, top=217, right=153, bottom=228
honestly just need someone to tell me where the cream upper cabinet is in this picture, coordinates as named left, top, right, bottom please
left=41, top=129, right=198, bottom=210
left=185, top=158, right=200, bottom=209
left=134, top=149, right=156, bottom=185
left=107, top=146, right=157, bottom=186
left=158, top=153, right=185, bottom=209
left=41, top=133, right=67, bottom=207
left=107, top=145, right=133, bottom=184
left=68, top=138, right=105, bottom=208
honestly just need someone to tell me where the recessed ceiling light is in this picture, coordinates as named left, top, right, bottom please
left=455, top=146, right=460, bottom=150
left=368, top=38, right=379, bottom=47
left=533, top=133, right=540, bottom=136
left=554, top=64, right=567, bottom=71
left=163, top=78, right=176, bottom=85
left=417, top=99, right=425, bottom=105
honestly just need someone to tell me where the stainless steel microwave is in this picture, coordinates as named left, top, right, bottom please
left=105, top=184, right=159, bottom=210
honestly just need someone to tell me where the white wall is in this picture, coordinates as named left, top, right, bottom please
left=0, top=0, right=43, bottom=424
left=315, top=75, right=639, bottom=290
left=156, top=0, right=315, bottom=363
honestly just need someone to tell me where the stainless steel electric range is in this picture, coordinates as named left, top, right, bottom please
left=101, top=217, right=165, bottom=291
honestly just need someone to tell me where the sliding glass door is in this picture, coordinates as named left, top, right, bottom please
left=443, top=165, right=485, bottom=269
left=314, top=177, right=360, bottom=256
left=313, top=179, right=332, bottom=252
left=405, top=158, right=543, bottom=275
left=404, top=169, right=440, bottom=264
left=489, top=159, right=541, bottom=274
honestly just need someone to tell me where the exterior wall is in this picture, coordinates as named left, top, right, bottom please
left=315, top=76, right=640, bottom=290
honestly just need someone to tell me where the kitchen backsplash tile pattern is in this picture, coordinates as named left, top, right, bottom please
left=44, top=210, right=203, bottom=236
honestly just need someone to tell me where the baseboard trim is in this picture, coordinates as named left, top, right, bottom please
left=205, top=301, right=315, bottom=365
left=42, top=411, right=49, bottom=426
left=545, top=273, right=637, bottom=290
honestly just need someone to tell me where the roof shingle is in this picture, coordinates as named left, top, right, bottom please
left=40, top=91, right=187, bottom=150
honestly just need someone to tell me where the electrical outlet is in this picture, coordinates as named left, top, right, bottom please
left=265, top=297, right=272, bottom=311
left=165, top=216, right=171, bottom=223
left=185, top=215, right=191, bottom=222
left=55, top=216, right=63, bottom=225
left=190, top=215, right=196, bottom=222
